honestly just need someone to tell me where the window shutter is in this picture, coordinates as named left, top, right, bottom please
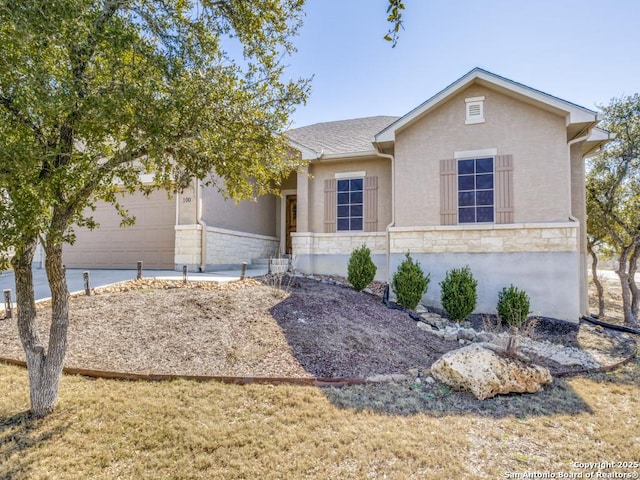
left=364, top=176, right=378, bottom=232
left=440, top=159, right=457, bottom=225
left=324, top=178, right=337, bottom=233
left=495, top=154, right=514, bottom=224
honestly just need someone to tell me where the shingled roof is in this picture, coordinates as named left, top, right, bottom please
left=287, top=116, right=399, bottom=156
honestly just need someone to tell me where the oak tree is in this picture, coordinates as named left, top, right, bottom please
left=0, top=0, right=308, bottom=417
left=586, top=94, right=640, bottom=326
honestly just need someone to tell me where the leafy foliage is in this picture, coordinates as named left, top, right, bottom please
left=496, top=285, right=531, bottom=328
left=439, top=266, right=477, bottom=322
left=586, top=94, right=640, bottom=326
left=0, top=0, right=310, bottom=252
left=347, top=244, right=377, bottom=292
left=391, top=252, right=430, bottom=310
left=384, top=0, right=405, bottom=47
left=0, top=0, right=309, bottom=416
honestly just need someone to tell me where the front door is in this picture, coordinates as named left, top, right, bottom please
left=285, top=195, right=297, bottom=255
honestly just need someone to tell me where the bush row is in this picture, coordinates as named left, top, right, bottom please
left=347, top=246, right=531, bottom=326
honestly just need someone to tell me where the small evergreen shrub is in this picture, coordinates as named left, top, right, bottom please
left=347, top=244, right=377, bottom=292
left=391, top=252, right=430, bottom=310
left=440, top=266, right=477, bottom=322
left=497, top=284, right=531, bottom=328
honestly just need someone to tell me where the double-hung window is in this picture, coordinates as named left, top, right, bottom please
left=457, top=157, right=494, bottom=223
left=337, top=178, right=363, bottom=231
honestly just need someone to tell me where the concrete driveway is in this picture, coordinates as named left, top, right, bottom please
left=0, top=267, right=268, bottom=302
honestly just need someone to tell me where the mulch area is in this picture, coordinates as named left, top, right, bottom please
left=0, top=275, right=636, bottom=379
left=0, top=276, right=458, bottom=379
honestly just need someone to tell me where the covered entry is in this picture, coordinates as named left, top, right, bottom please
left=63, top=190, right=176, bottom=269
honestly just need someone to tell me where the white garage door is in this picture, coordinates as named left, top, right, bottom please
left=63, top=190, right=176, bottom=269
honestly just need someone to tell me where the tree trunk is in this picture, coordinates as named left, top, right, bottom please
left=629, top=243, right=639, bottom=321
left=587, top=243, right=605, bottom=318
left=617, top=249, right=639, bottom=327
left=11, top=239, right=48, bottom=416
left=11, top=237, right=70, bottom=417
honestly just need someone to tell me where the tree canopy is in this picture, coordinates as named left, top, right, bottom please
left=384, top=0, right=406, bottom=47
left=586, top=94, right=640, bottom=326
left=0, top=0, right=309, bottom=416
left=1, top=0, right=309, bottom=248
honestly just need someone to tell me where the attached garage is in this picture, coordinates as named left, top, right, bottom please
left=63, top=190, right=176, bottom=269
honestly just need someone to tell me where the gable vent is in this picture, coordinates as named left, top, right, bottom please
left=465, top=96, right=485, bottom=124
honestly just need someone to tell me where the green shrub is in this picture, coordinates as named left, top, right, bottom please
left=391, top=252, right=430, bottom=310
left=440, top=266, right=477, bottom=322
left=497, top=284, right=531, bottom=327
left=347, top=244, right=377, bottom=292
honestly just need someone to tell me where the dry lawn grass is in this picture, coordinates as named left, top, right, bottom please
left=0, top=276, right=638, bottom=479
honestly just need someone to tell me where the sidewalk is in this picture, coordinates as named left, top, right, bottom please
left=0, top=267, right=268, bottom=302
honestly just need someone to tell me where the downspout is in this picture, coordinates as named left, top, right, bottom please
left=567, top=131, right=591, bottom=316
left=567, top=132, right=590, bottom=224
left=374, top=145, right=395, bottom=283
left=195, top=178, right=207, bottom=272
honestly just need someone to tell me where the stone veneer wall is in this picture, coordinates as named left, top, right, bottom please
left=291, top=232, right=388, bottom=280
left=292, top=224, right=577, bottom=257
left=388, top=223, right=577, bottom=254
left=291, top=223, right=581, bottom=321
left=292, top=232, right=387, bottom=255
left=175, top=225, right=279, bottom=271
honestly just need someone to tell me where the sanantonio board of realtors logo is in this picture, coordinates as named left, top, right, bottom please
left=503, top=466, right=640, bottom=479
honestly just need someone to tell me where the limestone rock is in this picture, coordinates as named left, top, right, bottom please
left=444, top=328, right=459, bottom=342
left=431, top=344, right=552, bottom=400
left=458, top=328, right=477, bottom=342
left=415, top=304, right=428, bottom=314
left=475, top=332, right=496, bottom=343
left=420, top=313, right=448, bottom=330
left=416, top=321, right=433, bottom=332
left=431, top=328, right=445, bottom=339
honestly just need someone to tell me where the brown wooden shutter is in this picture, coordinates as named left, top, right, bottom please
left=495, top=154, right=514, bottom=224
left=440, top=159, right=457, bottom=225
left=324, top=178, right=337, bottom=233
left=364, top=176, right=378, bottom=232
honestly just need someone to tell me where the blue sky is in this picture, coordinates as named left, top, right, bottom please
left=286, top=0, right=640, bottom=128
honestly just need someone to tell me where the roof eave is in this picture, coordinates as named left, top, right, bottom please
left=375, top=67, right=599, bottom=144
left=317, top=150, right=380, bottom=161
left=582, top=127, right=614, bottom=157
left=288, top=139, right=321, bottom=161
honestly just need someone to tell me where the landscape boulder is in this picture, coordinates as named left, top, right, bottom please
left=431, top=344, right=552, bottom=400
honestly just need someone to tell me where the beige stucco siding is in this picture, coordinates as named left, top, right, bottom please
left=394, top=84, right=571, bottom=227
left=201, top=186, right=276, bottom=237
left=306, top=157, right=392, bottom=233
left=174, top=182, right=276, bottom=237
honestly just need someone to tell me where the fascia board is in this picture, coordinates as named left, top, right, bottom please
left=317, top=150, right=379, bottom=162
left=375, top=72, right=477, bottom=143
left=375, top=68, right=599, bottom=143
left=582, top=127, right=614, bottom=157
left=587, top=127, right=613, bottom=142
left=288, top=139, right=320, bottom=160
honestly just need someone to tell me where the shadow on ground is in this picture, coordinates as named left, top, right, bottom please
left=321, top=375, right=597, bottom=418
left=0, top=410, right=71, bottom=480
left=264, top=277, right=635, bottom=418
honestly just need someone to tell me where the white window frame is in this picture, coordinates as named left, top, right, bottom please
left=456, top=156, right=495, bottom=224
left=336, top=176, right=364, bottom=232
